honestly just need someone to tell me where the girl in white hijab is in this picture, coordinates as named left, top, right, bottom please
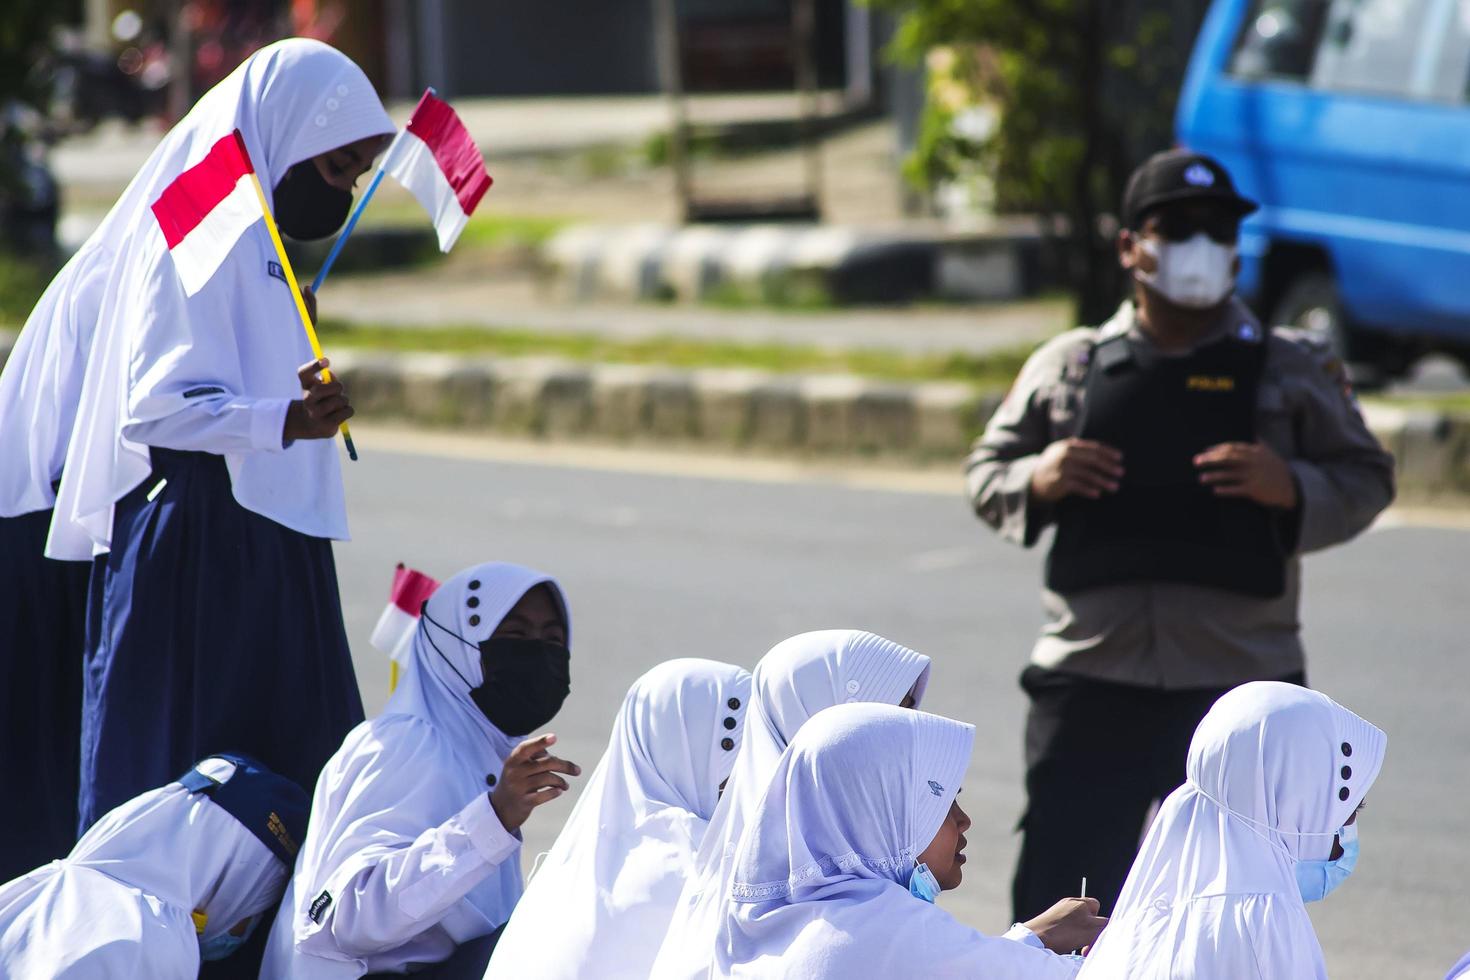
left=649, top=629, right=931, bottom=980
left=486, top=658, right=753, bottom=979
left=714, top=702, right=1090, bottom=978
left=31, top=39, right=396, bottom=834
left=0, top=753, right=307, bottom=978
left=263, top=562, right=581, bottom=979
left=1078, top=681, right=1388, bottom=979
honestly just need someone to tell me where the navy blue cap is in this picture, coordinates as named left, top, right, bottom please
left=176, top=753, right=309, bottom=867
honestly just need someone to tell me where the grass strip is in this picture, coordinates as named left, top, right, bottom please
left=316, top=318, right=1035, bottom=388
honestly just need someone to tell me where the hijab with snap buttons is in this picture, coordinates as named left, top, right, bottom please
left=272, top=562, right=569, bottom=975
left=44, top=38, right=394, bottom=560
left=0, top=759, right=295, bottom=976
left=713, top=703, right=1079, bottom=979
left=1079, top=681, right=1387, bottom=980
left=650, top=629, right=931, bottom=980
left=487, top=659, right=752, bottom=980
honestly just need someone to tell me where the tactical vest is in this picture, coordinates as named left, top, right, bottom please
left=1045, top=326, right=1288, bottom=599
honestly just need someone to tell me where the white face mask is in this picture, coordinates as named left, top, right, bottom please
left=1135, top=233, right=1236, bottom=309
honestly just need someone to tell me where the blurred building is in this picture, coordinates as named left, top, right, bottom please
left=386, top=0, right=886, bottom=105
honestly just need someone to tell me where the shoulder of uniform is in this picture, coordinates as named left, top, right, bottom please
left=1030, top=327, right=1099, bottom=362
left=1265, top=326, right=1353, bottom=389
left=1016, top=327, right=1098, bottom=382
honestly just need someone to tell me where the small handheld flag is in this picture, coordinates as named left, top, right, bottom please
left=310, top=89, right=492, bottom=291
left=370, top=563, right=441, bottom=693
left=151, top=133, right=262, bottom=296
left=381, top=90, right=493, bottom=252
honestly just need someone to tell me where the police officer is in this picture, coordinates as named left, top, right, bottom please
left=966, top=149, right=1395, bottom=921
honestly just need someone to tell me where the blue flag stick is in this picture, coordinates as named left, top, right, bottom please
left=310, top=166, right=388, bottom=293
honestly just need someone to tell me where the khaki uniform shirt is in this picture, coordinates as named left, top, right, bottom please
left=965, top=300, right=1396, bottom=689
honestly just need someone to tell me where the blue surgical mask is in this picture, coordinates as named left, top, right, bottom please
left=909, top=861, right=941, bottom=904
left=1295, top=822, right=1358, bottom=903
left=198, top=915, right=258, bottom=961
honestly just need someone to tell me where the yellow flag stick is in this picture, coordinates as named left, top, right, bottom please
left=389, top=660, right=400, bottom=694
left=234, top=130, right=358, bottom=461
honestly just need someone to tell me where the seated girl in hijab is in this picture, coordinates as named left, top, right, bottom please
left=651, top=629, right=932, bottom=980
left=1078, top=681, right=1387, bottom=979
left=713, top=703, right=1102, bottom=978
left=486, top=658, right=753, bottom=979
left=263, top=562, right=581, bottom=979
left=0, top=753, right=306, bottom=978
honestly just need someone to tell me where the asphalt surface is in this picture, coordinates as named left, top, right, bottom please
left=333, top=428, right=1467, bottom=980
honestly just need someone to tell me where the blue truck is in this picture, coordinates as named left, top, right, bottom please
left=1177, top=0, right=1470, bottom=385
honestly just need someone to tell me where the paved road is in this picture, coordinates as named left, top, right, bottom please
left=333, top=428, right=1467, bottom=980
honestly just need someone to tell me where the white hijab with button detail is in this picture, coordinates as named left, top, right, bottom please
left=272, top=562, right=569, bottom=974
left=486, top=658, right=752, bottom=980
left=1079, top=682, right=1387, bottom=980
left=650, top=630, right=932, bottom=980
left=714, top=703, right=1077, bottom=979
left=44, top=39, right=394, bottom=559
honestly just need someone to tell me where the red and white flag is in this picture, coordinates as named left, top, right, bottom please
left=380, top=91, right=492, bottom=252
left=151, top=131, right=262, bottom=296
left=369, top=563, right=441, bottom=665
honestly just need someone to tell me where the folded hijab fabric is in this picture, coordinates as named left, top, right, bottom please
left=1079, top=681, right=1387, bottom=980
left=714, top=702, right=1080, bottom=979
left=486, top=658, right=753, bottom=979
left=650, top=630, right=932, bottom=980
left=263, top=562, right=570, bottom=979
left=0, top=757, right=299, bottom=978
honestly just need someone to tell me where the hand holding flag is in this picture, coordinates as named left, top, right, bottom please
left=150, top=130, right=360, bottom=459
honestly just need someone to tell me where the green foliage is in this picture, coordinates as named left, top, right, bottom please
left=868, top=0, right=1212, bottom=323
left=0, top=251, right=57, bottom=328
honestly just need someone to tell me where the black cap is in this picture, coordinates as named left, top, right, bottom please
left=1121, top=149, right=1258, bottom=229
left=176, top=753, right=309, bottom=867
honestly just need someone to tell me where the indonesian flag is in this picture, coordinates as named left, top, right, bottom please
left=151, top=131, right=262, bottom=296
left=380, top=91, right=492, bottom=252
left=369, top=563, right=441, bottom=665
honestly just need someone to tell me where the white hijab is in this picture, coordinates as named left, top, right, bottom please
left=1079, top=682, right=1388, bottom=980
left=486, top=658, right=753, bottom=980
left=44, top=39, right=394, bottom=559
left=650, top=629, right=932, bottom=980
left=276, top=562, right=569, bottom=966
left=716, top=703, right=1077, bottom=979
left=0, top=780, right=285, bottom=978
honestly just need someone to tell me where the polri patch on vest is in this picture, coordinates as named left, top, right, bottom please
left=1186, top=375, right=1236, bottom=392
left=267, top=260, right=287, bottom=285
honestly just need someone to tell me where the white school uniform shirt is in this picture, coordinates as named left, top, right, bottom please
left=486, top=658, right=753, bottom=980
left=41, top=38, right=394, bottom=560
left=1078, top=682, right=1388, bottom=980
left=262, top=562, right=570, bottom=979
left=715, top=703, right=1080, bottom=979
left=0, top=779, right=286, bottom=979
left=649, top=630, right=932, bottom=980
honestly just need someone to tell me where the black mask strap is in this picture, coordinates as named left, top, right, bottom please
left=418, top=606, right=476, bottom=691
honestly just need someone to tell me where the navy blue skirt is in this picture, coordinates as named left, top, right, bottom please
left=77, top=449, right=363, bottom=832
left=0, top=508, right=90, bottom=881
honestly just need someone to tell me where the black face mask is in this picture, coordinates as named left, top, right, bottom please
left=272, top=159, right=352, bottom=241
left=420, top=610, right=571, bottom=736
left=471, top=638, right=571, bottom=736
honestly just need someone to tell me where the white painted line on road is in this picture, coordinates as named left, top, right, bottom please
left=355, top=424, right=963, bottom=496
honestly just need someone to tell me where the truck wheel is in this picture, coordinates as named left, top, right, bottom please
left=1269, top=271, right=1389, bottom=390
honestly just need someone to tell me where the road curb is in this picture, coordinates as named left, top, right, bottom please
left=541, top=221, right=1052, bottom=305
left=1, top=331, right=1464, bottom=497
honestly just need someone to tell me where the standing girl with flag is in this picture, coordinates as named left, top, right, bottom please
left=45, top=39, right=395, bottom=834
